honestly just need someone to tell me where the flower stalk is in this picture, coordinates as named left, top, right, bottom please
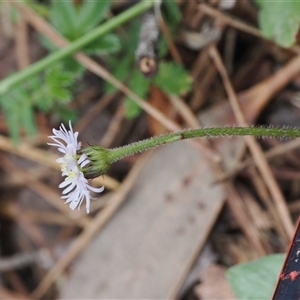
left=103, top=126, right=300, bottom=164
left=49, top=122, right=300, bottom=214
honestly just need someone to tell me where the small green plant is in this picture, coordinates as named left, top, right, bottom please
left=0, top=63, right=77, bottom=142
left=43, top=0, right=120, bottom=75
left=0, top=0, right=122, bottom=141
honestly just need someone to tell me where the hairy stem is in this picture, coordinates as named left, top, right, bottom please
left=108, top=126, right=300, bottom=163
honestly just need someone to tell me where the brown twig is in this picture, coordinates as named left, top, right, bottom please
left=158, top=17, right=182, bottom=64
left=74, top=92, right=117, bottom=133
left=100, top=101, right=125, bottom=148
left=15, top=15, right=30, bottom=69
left=222, top=182, right=267, bottom=255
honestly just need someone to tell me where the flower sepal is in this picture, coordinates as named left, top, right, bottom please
left=81, top=146, right=111, bottom=179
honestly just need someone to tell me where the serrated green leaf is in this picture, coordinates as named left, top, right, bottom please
left=45, top=64, right=75, bottom=102
left=62, top=57, right=84, bottom=75
left=77, top=0, right=111, bottom=34
left=124, top=69, right=150, bottom=118
left=46, top=65, right=74, bottom=87
left=21, top=102, right=37, bottom=136
left=153, top=61, right=192, bottom=95
left=256, top=0, right=300, bottom=48
left=50, top=1, right=78, bottom=40
left=0, top=85, right=35, bottom=142
left=0, top=63, right=77, bottom=141
left=84, top=33, right=121, bottom=54
left=50, top=0, right=112, bottom=41
left=227, top=254, right=284, bottom=300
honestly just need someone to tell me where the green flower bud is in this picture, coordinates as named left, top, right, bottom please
left=81, top=146, right=111, bottom=179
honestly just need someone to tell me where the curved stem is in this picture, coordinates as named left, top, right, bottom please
left=108, top=126, right=300, bottom=163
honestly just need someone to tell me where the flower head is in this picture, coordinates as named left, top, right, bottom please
left=48, top=121, right=104, bottom=213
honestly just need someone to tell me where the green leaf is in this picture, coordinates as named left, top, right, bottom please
left=50, top=1, right=78, bottom=40
left=227, top=254, right=284, bottom=300
left=77, top=0, right=111, bottom=34
left=84, top=33, right=121, bottom=54
left=22, top=101, right=37, bottom=136
left=163, top=0, right=182, bottom=27
left=256, top=0, right=300, bottom=48
left=124, top=69, right=150, bottom=118
left=153, top=61, right=192, bottom=95
left=124, top=97, right=142, bottom=119
left=158, top=36, right=169, bottom=58
left=50, top=0, right=112, bottom=41
left=105, top=55, right=132, bottom=93
left=45, top=64, right=74, bottom=103
left=0, top=85, right=35, bottom=142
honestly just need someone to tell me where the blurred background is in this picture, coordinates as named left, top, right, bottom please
left=0, top=0, right=300, bottom=299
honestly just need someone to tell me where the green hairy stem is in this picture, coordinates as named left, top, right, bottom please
left=107, top=126, right=300, bottom=163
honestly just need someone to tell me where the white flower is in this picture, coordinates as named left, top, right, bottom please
left=48, top=121, right=104, bottom=213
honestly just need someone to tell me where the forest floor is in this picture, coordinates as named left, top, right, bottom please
left=0, top=1, right=300, bottom=299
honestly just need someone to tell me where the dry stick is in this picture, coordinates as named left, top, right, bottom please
left=11, top=1, right=220, bottom=162
left=31, top=151, right=153, bottom=299
left=209, top=46, right=294, bottom=239
left=0, top=287, right=32, bottom=300
left=222, top=180, right=267, bottom=255
left=237, top=184, right=273, bottom=253
left=100, top=101, right=125, bottom=148
left=169, top=95, right=201, bottom=128
left=136, top=9, right=159, bottom=77
left=248, top=166, right=288, bottom=246
left=157, top=11, right=182, bottom=64
left=199, top=3, right=300, bottom=55
left=15, top=15, right=30, bottom=69
left=190, top=50, right=217, bottom=111
left=75, top=92, right=117, bottom=133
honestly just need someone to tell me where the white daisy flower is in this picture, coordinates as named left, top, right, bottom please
left=48, top=121, right=104, bottom=213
